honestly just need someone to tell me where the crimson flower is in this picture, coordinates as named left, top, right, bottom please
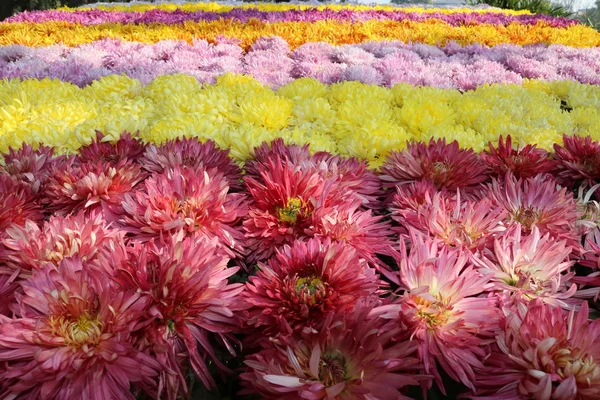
left=554, top=135, right=600, bottom=189
left=482, top=135, right=556, bottom=179
left=77, top=131, right=147, bottom=166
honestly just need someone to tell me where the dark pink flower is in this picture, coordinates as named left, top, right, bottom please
left=120, top=166, right=247, bottom=258
left=0, top=258, right=160, bottom=400
left=554, top=135, right=600, bottom=189
left=471, top=300, right=600, bottom=400
left=0, top=173, right=43, bottom=241
left=1, top=143, right=62, bottom=193
left=241, top=310, right=426, bottom=399
left=95, top=234, right=245, bottom=399
left=244, top=238, right=382, bottom=337
left=77, top=131, right=147, bottom=166
left=140, top=138, right=242, bottom=190
left=482, top=135, right=556, bottom=179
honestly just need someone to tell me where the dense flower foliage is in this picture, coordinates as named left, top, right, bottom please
left=2, top=1, right=600, bottom=399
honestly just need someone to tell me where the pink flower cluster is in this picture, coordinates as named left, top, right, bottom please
left=2, top=37, right=600, bottom=89
left=1, top=132, right=600, bottom=399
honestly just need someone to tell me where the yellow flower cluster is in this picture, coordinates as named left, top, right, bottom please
left=71, top=2, right=531, bottom=15
left=1, top=75, right=599, bottom=168
left=1, top=20, right=597, bottom=48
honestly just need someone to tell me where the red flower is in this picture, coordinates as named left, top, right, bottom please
left=482, top=135, right=556, bottom=179
left=0, top=174, right=43, bottom=241
left=244, top=238, right=382, bottom=337
left=554, top=135, right=600, bottom=189
left=1, top=143, right=62, bottom=193
left=380, top=138, right=488, bottom=199
left=140, top=138, right=242, bottom=190
left=77, top=131, right=147, bottom=166
left=243, top=157, right=352, bottom=263
left=241, top=310, right=426, bottom=399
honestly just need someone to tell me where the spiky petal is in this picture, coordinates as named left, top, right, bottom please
left=471, top=300, right=600, bottom=400
left=370, top=232, right=499, bottom=392
left=240, top=310, right=426, bottom=399
left=244, top=238, right=382, bottom=337
left=482, top=135, right=556, bottom=179
left=0, top=258, right=160, bottom=400
left=1, top=143, right=62, bottom=193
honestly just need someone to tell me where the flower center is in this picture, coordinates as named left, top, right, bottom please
left=319, top=352, right=347, bottom=387
left=513, top=206, right=539, bottom=229
left=295, top=276, right=325, bottom=296
left=278, top=197, right=305, bottom=224
left=50, top=313, right=104, bottom=347
left=413, top=295, right=451, bottom=327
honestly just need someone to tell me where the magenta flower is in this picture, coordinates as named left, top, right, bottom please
left=0, top=173, right=43, bottom=241
left=489, top=173, right=580, bottom=248
left=474, top=225, right=578, bottom=309
left=77, top=131, right=147, bottom=166
left=371, top=232, right=499, bottom=392
left=241, top=310, right=426, bottom=399
left=243, top=157, right=351, bottom=263
left=380, top=138, right=488, bottom=198
left=43, top=159, right=145, bottom=221
left=481, top=135, right=556, bottom=179
left=95, top=234, right=245, bottom=398
left=554, top=135, right=600, bottom=189
left=0, top=258, right=160, bottom=400
left=140, top=138, right=242, bottom=190
left=244, top=238, right=382, bottom=337
left=471, top=300, right=600, bottom=400
left=120, top=166, right=247, bottom=258
left=1, top=143, right=62, bottom=193
left=1, top=211, right=120, bottom=277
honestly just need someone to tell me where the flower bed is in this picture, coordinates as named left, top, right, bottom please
left=1, top=2, right=600, bottom=400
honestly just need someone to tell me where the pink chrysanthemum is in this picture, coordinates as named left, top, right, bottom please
left=96, top=234, right=245, bottom=398
left=244, top=238, right=382, bottom=337
left=474, top=225, right=577, bottom=309
left=481, top=135, right=556, bottom=179
left=310, top=200, right=395, bottom=272
left=0, top=211, right=120, bottom=277
left=0, top=268, right=18, bottom=316
left=120, top=166, right=247, bottom=257
left=243, top=157, right=351, bottom=263
left=380, top=139, right=488, bottom=198
left=0, top=173, right=43, bottom=240
left=77, top=131, right=147, bottom=166
left=398, top=191, right=506, bottom=253
left=140, top=138, right=242, bottom=190
left=43, top=159, right=145, bottom=220
left=471, top=300, right=600, bottom=400
left=0, top=258, right=160, bottom=400
left=241, top=310, right=426, bottom=399
left=575, top=184, right=600, bottom=243
left=247, top=140, right=381, bottom=208
left=1, top=143, right=62, bottom=193
left=554, top=135, right=600, bottom=189
left=489, top=173, right=580, bottom=248
left=371, top=232, right=499, bottom=392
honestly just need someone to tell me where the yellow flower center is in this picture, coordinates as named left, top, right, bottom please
left=513, top=207, right=539, bottom=229
left=319, top=352, right=347, bottom=387
left=413, top=295, right=451, bottom=327
left=278, top=197, right=305, bottom=224
left=295, top=276, right=324, bottom=296
left=50, top=313, right=104, bottom=347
